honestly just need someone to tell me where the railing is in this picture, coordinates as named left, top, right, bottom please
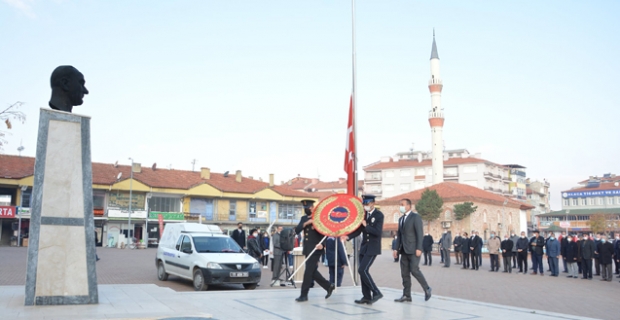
left=428, top=79, right=443, bottom=85
left=428, top=111, right=444, bottom=119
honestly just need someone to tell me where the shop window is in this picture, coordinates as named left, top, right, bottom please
left=279, top=203, right=301, bottom=220
left=150, top=196, right=181, bottom=212
left=93, top=191, right=106, bottom=210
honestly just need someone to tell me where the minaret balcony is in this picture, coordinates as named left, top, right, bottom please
left=428, top=79, right=443, bottom=85
left=428, top=111, right=444, bottom=119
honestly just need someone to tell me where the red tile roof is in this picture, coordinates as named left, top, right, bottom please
left=0, top=154, right=35, bottom=179
left=281, top=177, right=315, bottom=190
left=577, top=175, right=620, bottom=184
left=271, top=185, right=319, bottom=198
left=564, top=182, right=620, bottom=193
left=2, top=155, right=270, bottom=194
left=364, top=157, right=501, bottom=171
left=377, top=182, right=534, bottom=210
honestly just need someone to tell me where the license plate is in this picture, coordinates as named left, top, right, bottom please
left=230, top=272, right=248, bottom=277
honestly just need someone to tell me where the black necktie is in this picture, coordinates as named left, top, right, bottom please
left=400, top=215, right=406, bottom=229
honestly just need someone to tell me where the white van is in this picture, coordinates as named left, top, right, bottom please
left=155, top=223, right=261, bottom=291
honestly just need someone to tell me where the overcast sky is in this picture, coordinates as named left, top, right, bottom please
left=2, top=1, right=619, bottom=210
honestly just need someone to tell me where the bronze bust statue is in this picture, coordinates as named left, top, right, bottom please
left=49, top=66, right=89, bottom=113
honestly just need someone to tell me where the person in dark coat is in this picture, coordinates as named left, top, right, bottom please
left=614, top=234, right=620, bottom=276
left=596, top=235, right=614, bottom=282
left=580, top=234, right=596, bottom=279
left=593, top=234, right=602, bottom=276
left=560, top=232, right=569, bottom=273
left=460, top=232, right=470, bottom=269
left=344, top=195, right=384, bottom=304
left=422, top=232, right=434, bottom=266
left=295, top=200, right=335, bottom=302
left=231, top=222, right=246, bottom=249
left=438, top=236, right=444, bottom=263
left=529, top=230, right=545, bottom=275
left=565, top=235, right=580, bottom=278
left=247, top=229, right=263, bottom=261
left=391, top=235, right=400, bottom=262
left=453, top=232, right=462, bottom=265
left=546, top=233, right=561, bottom=277
left=501, top=235, right=514, bottom=273
left=516, top=231, right=529, bottom=274
left=326, top=237, right=348, bottom=287
left=469, top=231, right=482, bottom=270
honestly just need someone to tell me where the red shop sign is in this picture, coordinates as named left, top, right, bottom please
left=0, top=206, right=16, bottom=218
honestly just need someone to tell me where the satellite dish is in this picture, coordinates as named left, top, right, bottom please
left=114, top=161, right=118, bottom=168
left=152, top=163, right=157, bottom=171
left=615, top=182, right=619, bottom=187
left=116, top=172, right=122, bottom=180
left=224, top=171, right=229, bottom=177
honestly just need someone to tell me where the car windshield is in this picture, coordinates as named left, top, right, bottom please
left=193, top=236, right=244, bottom=253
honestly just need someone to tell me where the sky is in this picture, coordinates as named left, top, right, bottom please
left=1, top=0, right=619, bottom=210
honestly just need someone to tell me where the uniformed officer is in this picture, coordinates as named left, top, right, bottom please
left=294, top=199, right=335, bottom=302
left=341, top=195, right=384, bottom=304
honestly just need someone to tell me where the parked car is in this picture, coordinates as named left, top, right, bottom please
left=155, top=223, right=261, bottom=291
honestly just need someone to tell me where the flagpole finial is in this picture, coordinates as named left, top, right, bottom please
left=433, top=28, right=435, bottom=37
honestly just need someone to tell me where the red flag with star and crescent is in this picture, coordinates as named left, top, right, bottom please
left=344, top=95, right=355, bottom=195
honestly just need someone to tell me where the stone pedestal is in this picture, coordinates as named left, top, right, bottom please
left=25, top=109, right=98, bottom=306
left=292, top=247, right=305, bottom=284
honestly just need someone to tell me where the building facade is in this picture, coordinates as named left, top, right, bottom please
left=0, top=155, right=317, bottom=247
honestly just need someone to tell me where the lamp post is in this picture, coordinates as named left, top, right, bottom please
left=128, top=157, right=133, bottom=245
left=145, top=193, right=152, bottom=246
left=565, top=210, right=570, bottom=234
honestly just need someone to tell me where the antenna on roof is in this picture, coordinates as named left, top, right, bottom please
left=191, top=159, right=196, bottom=172
left=17, top=140, right=24, bottom=156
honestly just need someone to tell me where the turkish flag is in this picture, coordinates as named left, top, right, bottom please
left=344, top=95, right=355, bottom=195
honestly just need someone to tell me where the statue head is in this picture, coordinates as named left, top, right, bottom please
left=49, top=65, right=89, bottom=113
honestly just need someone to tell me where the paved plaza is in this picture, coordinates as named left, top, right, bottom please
left=0, top=247, right=616, bottom=319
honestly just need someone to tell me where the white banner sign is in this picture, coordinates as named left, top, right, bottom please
left=107, top=208, right=147, bottom=219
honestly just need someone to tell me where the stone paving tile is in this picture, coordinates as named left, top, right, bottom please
left=1, top=247, right=617, bottom=319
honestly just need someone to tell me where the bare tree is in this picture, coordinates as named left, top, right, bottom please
left=0, top=102, right=26, bottom=151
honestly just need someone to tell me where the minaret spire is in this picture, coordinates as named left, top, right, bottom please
left=428, top=30, right=444, bottom=185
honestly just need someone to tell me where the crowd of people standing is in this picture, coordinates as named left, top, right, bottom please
left=417, top=228, right=620, bottom=283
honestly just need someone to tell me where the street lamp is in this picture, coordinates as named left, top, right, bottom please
left=128, top=157, right=134, bottom=246
left=565, top=210, right=570, bottom=234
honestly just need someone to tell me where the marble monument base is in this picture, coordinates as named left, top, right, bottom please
left=25, top=109, right=98, bottom=306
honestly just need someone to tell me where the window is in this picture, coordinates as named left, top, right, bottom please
left=400, top=184, right=410, bottom=191
left=21, top=187, right=32, bottom=208
left=588, top=198, right=595, bottom=205
left=416, top=168, right=425, bottom=175
left=384, top=185, right=394, bottom=192
left=400, top=170, right=411, bottom=177
left=279, top=203, right=302, bottom=220
left=571, top=199, right=578, bottom=206
left=150, top=196, right=181, bottom=212
left=249, top=201, right=267, bottom=219
left=385, top=171, right=394, bottom=178
left=597, top=198, right=603, bottom=205
left=93, top=191, right=106, bottom=210
left=175, top=236, right=184, bottom=251
left=445, top=210, right=451, bottom=220
left=181, top=236, right=192, bottom=252
left=370, top=185, right=381, bottom=193
left=229, top=200, right=236, bottom=220
left=617, top=197, right=620, bottom=205
left=607, top=197, right=613, bottom=205
left=370, top=172, right=381, bottom=180
left=249, top=201, right=256, bottom=218
left=580, top=198, right=587, bottom=206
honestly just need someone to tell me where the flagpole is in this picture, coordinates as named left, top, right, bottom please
left=351, top=0, right=359, bottom=286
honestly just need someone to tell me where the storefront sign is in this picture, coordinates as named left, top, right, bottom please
left=562, top=190, right=620, bottom=198
left=108, top=192, right=146, bottom=209
left=94, top=209, right=105, bottom=216
left=0, top=206, right=16, bottom=218
left=17, top=207, right=31, bottom=216
left=107, top=208, right=147, bottom=219
left=559, top=221, right=570, bottom=228
left=149, top=212, right=184, bottom=220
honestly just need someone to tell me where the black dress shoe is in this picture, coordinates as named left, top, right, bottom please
left=325, top=284, right=335, bottom=299
left=371, top=293, right=383, bottom=303
left=295, top=296, right=308, bottom=302
left=394, top=296, right=412, bottom=303
left=355, top=298, right=372, bottom=304
left=424, top=287, right=432, bottom=301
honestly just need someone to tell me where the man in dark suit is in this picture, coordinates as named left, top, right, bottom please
left=469, top=231, right=482, bottom=270
left=614, top=234, right=620, bottom=276
left=343, top=195, right=384, bottom=304
left=294, top=200, right=335, bottom=302
left=393, top=199, right=431, bottom=303
left=460, top=232, right=470, bottom=269
left=231, top=222, right=246, bottom=249
left=422, top=232, right=434, bottom=266
left=529, top=230, right=545, bottom=276
left=580, top=233, right=596, bottom=280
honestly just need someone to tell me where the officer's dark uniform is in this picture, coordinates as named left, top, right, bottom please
left=346, top=195, right=384, bottom=304
left=294, top=199, right=334, bottom=302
